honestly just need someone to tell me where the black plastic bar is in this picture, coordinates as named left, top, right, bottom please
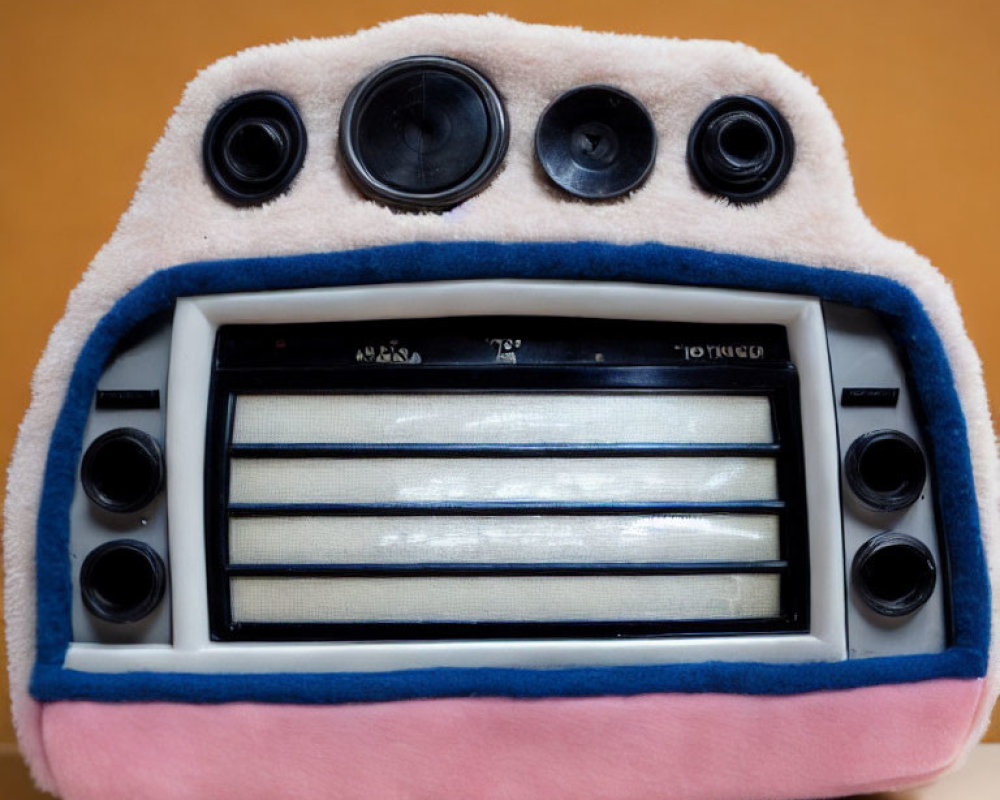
left=95, top=389, right=161, bottom=410
left=225, top=560, right=789, bottom=577
left=228, top=442, right=782, bottom=458
left=221, top=617, right=791, bottom=642
left=841, top=387, right=899, bottom=407
left=226, top=500, right=787, bottom=517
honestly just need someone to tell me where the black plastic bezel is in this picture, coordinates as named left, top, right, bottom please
left=205, top=316, right=810, bottom=643
left=535, top=84, right=657, bottom=200
left=687, top=95, right=794, bottom=203
left=845, top=429, right=926, bottom=511
left=80, top=539, right=167, bottom=624
left=203, top=91, right=307, bottom=205
left=851, top=532, right=937, bottom=617
left=80, top=427, right=164, bottom=513
left=338, top=56, right=509, bottom=211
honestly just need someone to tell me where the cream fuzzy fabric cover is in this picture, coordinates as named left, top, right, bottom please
left=5, top=13, right=998, bottom=794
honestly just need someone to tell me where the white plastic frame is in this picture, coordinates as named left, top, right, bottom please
left=65, top=279, right=846, bottom=673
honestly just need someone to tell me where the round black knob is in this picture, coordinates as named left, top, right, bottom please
left=81, top=540, right=167, bottom=624
left=535, top=85, right=656, bottom=200
left=687, top=95, right=793, bottom=202
left=203, top=91, right=307, bottom=205
left=852, top=532, right=936, bottom=617
left=339, top=56, right=508, bottom=210
left=80, top=428, right=164, bottom=513
left=845, top=429, right=926, bottom=511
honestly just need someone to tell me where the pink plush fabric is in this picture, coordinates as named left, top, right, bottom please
left=41, top=678, right=982, bottom=800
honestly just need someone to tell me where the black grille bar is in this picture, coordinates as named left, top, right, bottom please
left=228, top=442, right=782, bottom=458
left=227, top=500, right=787, bottom=516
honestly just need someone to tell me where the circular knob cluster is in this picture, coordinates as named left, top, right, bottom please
left=339, top=56, right=508, bottom=210
left=202, top=62, right=796, bottom=209
left=203, top=91, right=307, bottom=205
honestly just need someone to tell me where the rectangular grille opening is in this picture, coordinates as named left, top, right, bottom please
left=206, top=316, right=808, bottom=641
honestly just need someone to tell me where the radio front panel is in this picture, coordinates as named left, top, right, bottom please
left=58, top=281, right=949, bottom=671
left=67, top=280, right=854, bottom=673
left=60, top=281, right=900, bottom=672
left=206, top=316, right=808, bottom=642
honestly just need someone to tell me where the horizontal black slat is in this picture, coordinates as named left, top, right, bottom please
left=225, top=560, right=789, bottom=577
left=228, top=442, right=781, bottom=458
left=216, top=365, right=795, bottom=394
left=227, top=500, right=787, bottom=517
left=220, top=617, right=793, bottom=642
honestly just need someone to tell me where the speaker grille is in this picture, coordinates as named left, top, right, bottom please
left=206, top=316, right=808, bottom=641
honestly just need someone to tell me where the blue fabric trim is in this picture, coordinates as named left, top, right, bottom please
left=30, top=241, right=991, bottom=704
left=30, top=648, right=984, bottom=704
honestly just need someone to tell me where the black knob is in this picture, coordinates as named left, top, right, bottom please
left=852, top=532, right=936, bottom=617
left=845, top=429, right=926, bottom=511
left=80, top=428, right=164, bottom=513
left=687, top=95, right=793, bottom=202
left=339, top=56, right=508, bottom=210
left=535, top=85, right=656, bottom=200
left=81, top=540, right=167, bottom=624
left=203, top=91, right=307, bottom=205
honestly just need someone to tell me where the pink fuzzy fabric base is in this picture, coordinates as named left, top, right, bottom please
left=41, top=678, right=982, bottom=800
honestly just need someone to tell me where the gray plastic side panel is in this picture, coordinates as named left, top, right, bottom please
left=823, top=303, right=946, bottom=657
left=70, top=322, right=173, bottom=644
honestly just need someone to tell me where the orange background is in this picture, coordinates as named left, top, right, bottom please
left=1, top=0, right=998, bottom=795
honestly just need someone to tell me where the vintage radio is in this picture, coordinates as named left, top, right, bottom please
left=4, top=14, right=997, bottom=800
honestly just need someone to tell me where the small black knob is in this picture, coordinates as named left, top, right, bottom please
left=845, top=429, right=926, bottom=511
left=687, top=95, right=793, bottom=202
left=81, top=540, right=167, bottom=624
left=340, top=56, right=508, bottom=210
left=852, top=532, right=936, bottom=617
left=203, top=91, right=307, bottom=205
left=81, top=427, right=164, bottom=513
left=535, top=85, right=656, bottom=200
